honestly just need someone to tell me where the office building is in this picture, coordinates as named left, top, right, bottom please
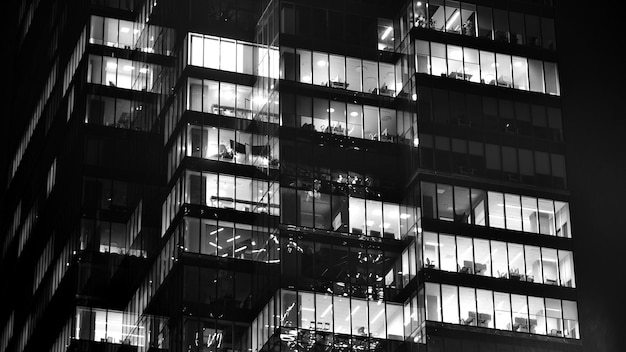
left=0, top=0, right=581, bottom=351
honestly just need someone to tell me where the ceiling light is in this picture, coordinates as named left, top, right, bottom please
left=446, top=11, right=460, bottom=30
left=381, top=26, right=393, bottom=40
left=226, top=235, right=241, bottom=242
left=326, top=108, right=335, bottom=113
left=301, top=75, right=311, bottom=82
left=209, top=228, right=224, bottom=235
left=123, top=65, right=135, bottom=71
left=139, top=68, right=149, bottom=74
left=120, top=27, right=130, bottom=33
left=350, top=111, right=359, bottom=117
left=412, top=93, right=418, bottom=101
left=317, top=60, right=327, bottom=67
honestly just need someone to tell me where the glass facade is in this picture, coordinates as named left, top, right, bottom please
left=2, top=1, right=582, bottom=352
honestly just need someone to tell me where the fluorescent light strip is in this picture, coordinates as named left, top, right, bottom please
left=346, top=305, right=360, bottom=321
left=320, top=304, right=333, bottom=318
left=381, top=26, right=393, bottom=40
left=209, top=228, right=224, bottom=235
left=371, top=309, right=384, bottom=323
left=208, top=242, right=223, bottom=249
left=445, top=11, right=460, bottom=30
left=235, top=245, right=247, bottom=253
left=226, top=235, right=241, bottom=243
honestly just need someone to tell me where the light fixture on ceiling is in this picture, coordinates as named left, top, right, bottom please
left=350, top=111, right=359, bottom=117
left=317, top=60, right=327, bottom=67
left=446, top=10, right=460, bottom=30
left=381, top=26, right=393, bottom=40
left=120, top=27, right=130, bottom=33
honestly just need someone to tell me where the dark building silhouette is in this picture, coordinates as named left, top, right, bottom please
left=0, top=1, right=585, bottom=352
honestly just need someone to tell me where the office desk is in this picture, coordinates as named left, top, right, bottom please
left=448, top=71, right=473, bottom=80
left=329, top=81, right=348, bottom=89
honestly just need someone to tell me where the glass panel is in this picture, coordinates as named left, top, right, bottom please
left=477, top=6, right=492, bottom=39
left=349, top=197, right=366, bottom=235
left=439, top=234, right=456, bottom=272
left=425, top=283, right=441, bottom=322
left=220, top=39, right=237, bottom=72
left=524, top=245, right=542, bottom=284
left=362, top=60, right=378, bottom=93
left=545, top=298, right=563, bottom=337
left=423, top=232, right=439, bottom=269
left=512, top=56, right=528, bottom=90
left=315, top=293, right=333, bottom=332
left=473, top=239, right=490, bottom=276
left=521, top=196, right=539, bottom=233
left=329, top=101, right=346, bottom=135
left=480, top=51, right=496, bottom=85
left=437, top=184, right=453, bottom=221
left=383, top=203, right=400, bottom=239
left=491, top=241, right=508, bottom=279
left=429, top=0, right=445, bottom=31
left=441, top=284, right=459, bottom=324
left=544, top=62, right=559, bottom=95
left=456, top=236, right=473, bottom=274
left=380, top=109, right=396, bottom=142
left=299, top=292, right=315, bottom=329
left=495, top=53, right=512, bottom=87
left=558, top=250, right=576, bottom=287
left=542, top=248, right=559, bottom=285
left=555, top=201, right=571, bottom=238
left=386, top=304, right=404, bottom=340
left=369, top=300, right=386, bottom=338
left=333, top=296, right=350, bottom=334
left=562, top=300, right=579, bottom=339
left=528, top=296, right=546, bottom=335
left=421, top=182, right=437, bottom=219
left=351, top=300, right=368, bottom=336
left=459, top=287, right=477, bottom=326
left=471, top=188, right=486, bottom=226
left=346, top=58, right=362, bottom=92
left=313, top=52, right=329, bottom=86
left=453, top=186, right=470, bottom=223
left=538, top=199, right=555, bottom=235
left=297, top=49, right=312, bottom=83
left=494, top=292, right=511, bottom=330
left=329, top=55, right=346, bottom=88
left=504, top=194, right=522, bottom=231
left=347, top=104, right=363, bottom=138
left=487, top=192, right=505, bottom=229
left=281, top=290, right=298, bottom=328
left=430, top=43, right=447, bottom=77
left=312, top=98, right=328, bottom=132
left=446, top=45, right=463, bottom=79
left=415, top=40, right=430, bottom=74
left=204, top=80, right=219, bottom=114
left=201, top=36, right=218, bottom=69
left=363, top=106, right=379, bottom=141
left=366, top=199, right=383, bottom=237
left=511, top=294, right=529, bottom=332
left=507, top=244, right=525, bottom=282
left=476, top=289, right=494, bottom=328
left=378, top=63, right=395, bottom=96
left=463, top=48, right=480, bottom=83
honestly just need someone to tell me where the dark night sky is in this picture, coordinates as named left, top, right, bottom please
left=0, top=1, right=624, bottom=351
left=556, top=2, right=625, bottom=352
